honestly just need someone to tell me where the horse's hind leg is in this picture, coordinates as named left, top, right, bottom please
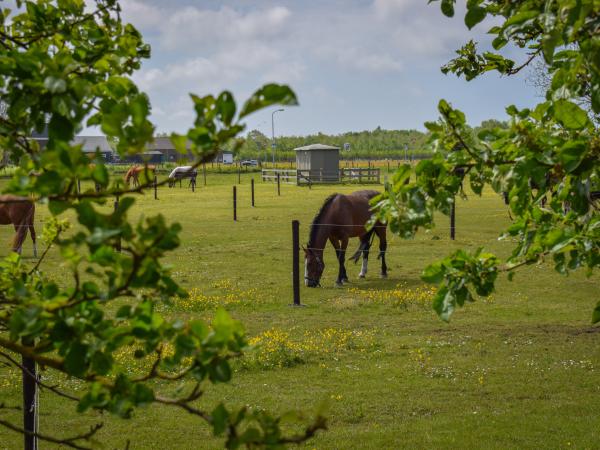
left=375, top=224, right=388, bottom=278
left=358, top=234, right=371, bottom=278
left=12, top=223, right=27, bottom=255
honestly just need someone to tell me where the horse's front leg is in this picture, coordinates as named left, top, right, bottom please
left=329, top=237, right=344, bottom=286
left=340, top=237, right=349, bottom=283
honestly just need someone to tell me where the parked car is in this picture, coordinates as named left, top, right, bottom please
left=241, top=159, right=259, bottom=167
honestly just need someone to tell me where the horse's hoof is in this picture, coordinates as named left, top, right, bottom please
left=358, top=273, right=366, bottom=279
left=342, top=278, right=350, bottom=284
left=335, top=281, right=344, bottom=287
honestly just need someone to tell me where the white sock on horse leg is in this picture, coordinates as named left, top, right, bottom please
left=33, top=242, right=38, bottom=258
left=359, top=258, right=368, bottom=277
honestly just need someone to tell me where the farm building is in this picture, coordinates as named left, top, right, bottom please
left=147, top=137, right=192, bottom=162
left=295, top=143, right=340, bottom=182
left=126, top=150, right=164, bottom=164
left=72, top=136, right=114, bottom=162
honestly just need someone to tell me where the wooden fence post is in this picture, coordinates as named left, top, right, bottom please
left=238, top=168, right=241, bottom=184
left=77, top=179, right=81, bottom=194
left=203, top=163, right=207, bottom=186
left=154, top=175, right=158, bottom=200
left=277, top=173, right=281, bottom=196
left=251, top=178, right=255, bottom=207
left=233, top=186, right=237, bottom=221
left=292, top=220, right=301, bottom=306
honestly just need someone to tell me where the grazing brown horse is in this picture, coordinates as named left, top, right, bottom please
left=0, top=195, right=37, bottom=257
left=125, top=165, right=156, bottom=187
left=304, top=190, right=387, bottom=287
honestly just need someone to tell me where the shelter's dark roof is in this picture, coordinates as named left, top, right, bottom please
left=294, top=143, right=339, bottom=151
left=72, top=136, right=112, bottom=153
left=148, top=137, right=177, bottom=151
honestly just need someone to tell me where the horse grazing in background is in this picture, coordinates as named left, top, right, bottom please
left=0, top=195, right=37, bottom=257
left=168, top=166, right=197, bottom=188
left=304, top=190, right=388, bottom=287
left=125, top=165, right=156, bottom=188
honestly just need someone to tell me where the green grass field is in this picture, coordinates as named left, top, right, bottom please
left=1, top=171, right=599, bottom=449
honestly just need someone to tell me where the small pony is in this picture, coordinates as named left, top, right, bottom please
left=125, top=165, right=156, bottom=187
left=304, top=190, right=388, bottom=287
left=0, top=195, right=37, bottom=257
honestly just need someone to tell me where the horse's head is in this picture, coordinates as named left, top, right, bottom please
left=303, top=247, right=324, bottom=287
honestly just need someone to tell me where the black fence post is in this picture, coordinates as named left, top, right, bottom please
left=450, top=198, right=456, bottom=240
left=154, top=175, right=158, bottom=200
left=77, top=179, right=81, bottom=194
left=251, top=178, right=255, bottom=207
left=277, top=173, right=281, bottom=196
left=238, top=168, right=241, bottom=184
left=292, top=220, right=300, bottom=306
left=203, top=163, right=207, bottom=186
left=233, top=186, right=237, bottom=221
left=22, top=337, right=37, bottom=450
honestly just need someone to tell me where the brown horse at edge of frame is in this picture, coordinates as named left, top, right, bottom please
left=0, top=195, right=37, bottom=258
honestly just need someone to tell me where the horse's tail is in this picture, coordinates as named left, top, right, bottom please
left=350, top=228, right=376, bottom=263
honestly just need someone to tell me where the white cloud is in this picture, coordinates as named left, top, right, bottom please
left=160, top=5, right=292, bottom=51
left=373, top=0, right=417, bottom=17
left=119, top=0, right=163, bottom=29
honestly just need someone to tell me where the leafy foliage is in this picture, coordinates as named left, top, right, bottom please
left=0, top=1, right=323, bottom=448
left=375, top=0, right=600, bottom=322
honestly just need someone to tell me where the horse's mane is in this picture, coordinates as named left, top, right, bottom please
left=308, top=193, right=338, bottom=248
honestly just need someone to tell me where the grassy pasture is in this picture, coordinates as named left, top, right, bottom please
left=0, top=171, right=599, bottom=449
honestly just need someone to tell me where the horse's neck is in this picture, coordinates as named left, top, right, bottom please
left=310, top=216, right=330, bottom=252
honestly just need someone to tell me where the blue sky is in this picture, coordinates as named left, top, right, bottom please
left=119, top=0, right=539, bottom=137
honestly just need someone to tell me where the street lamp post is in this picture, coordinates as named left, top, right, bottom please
left=271, top=108, right=284, bottom=166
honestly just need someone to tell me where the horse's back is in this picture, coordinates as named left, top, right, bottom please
left=324, top=190, right=381, bottom=237
left=0, top=195, right=33, bottom=224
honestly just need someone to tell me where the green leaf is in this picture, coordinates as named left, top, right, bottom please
left=465, top=6, right=486, bottom=29
left=553, top=100, right=589, bottom=130
left=216, top=91, right=236, bottom=125
left=432, top=286, right=454, bottom=322
left=212, top=404, right=229, bottom=436
left=441, top=0, right=455, bottom=17
left=48, top=200, right=70, bottom=215
left=239, top=84, right=298, bottom=119
left=558, top=141, right=587, bottom=173
left=422, top=262, right=444, bottom=284
left=64, top=342, right=88, bottom=377
left=92, top=163, right=109, bottom=186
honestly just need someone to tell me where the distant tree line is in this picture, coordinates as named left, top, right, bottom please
left=234, top=120, right=508, bottom=161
